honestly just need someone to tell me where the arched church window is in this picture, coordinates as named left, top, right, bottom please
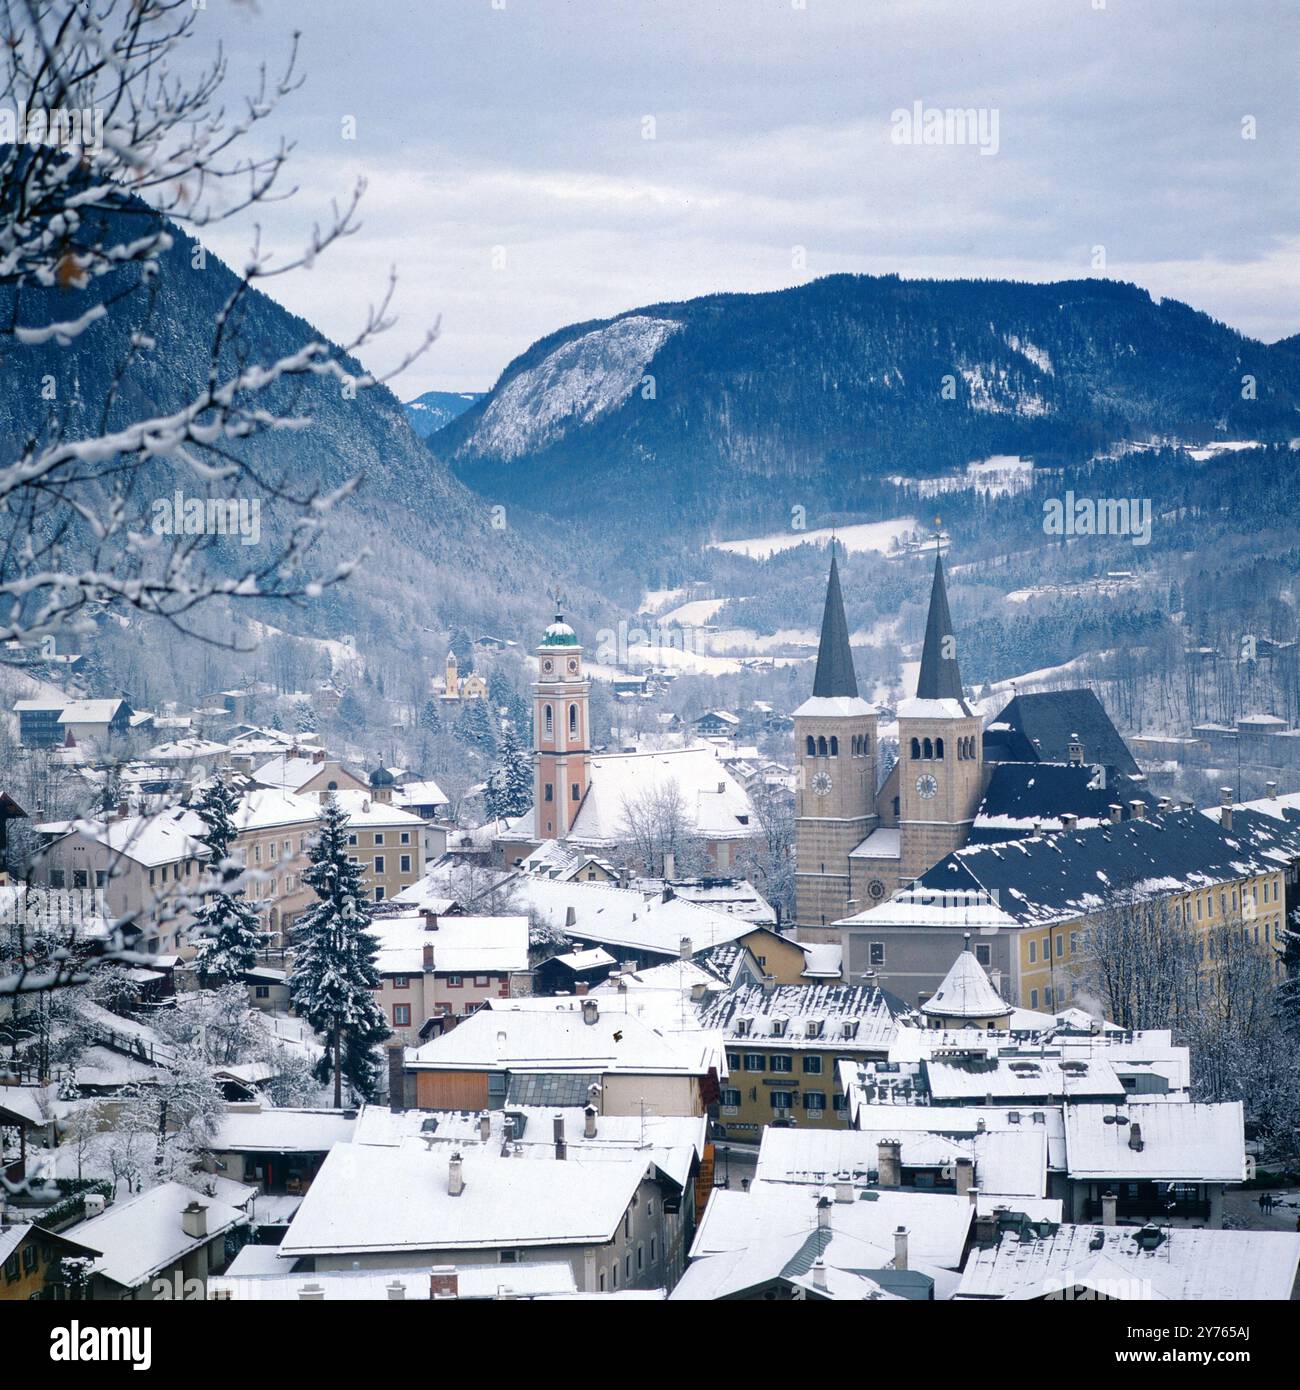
left=910, top=738, right=921, bottom=760
left=922, top=738, right=933, bottom=759
left=817, top=736, right=828, bottom=757
left=863, top=733, right=870, bottom=754
left=544, top=704, right=553, bottom=736
left=829, top=736, right=839, bottom=757
left=806, top=735, right=816, bottom=756
left=935, top=737, right=944, bottom=759
left=569, top=703, right=577, bottom=735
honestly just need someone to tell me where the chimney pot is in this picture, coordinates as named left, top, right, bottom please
left=388, top=1042, right=406, bottom=1113
left=298, top=1282, right=325, bottom=1300
left=1128, top=1122, right=1144, bottom=1152
left=584, top=1104, right=597, bottom=1139
left=478, top=1110, right=491, bottom=1143
left=1129, top=800, right=1146, bottom=821
left=1061, top=813, right=1078, bottom=832
left=422, top=943, right=434, bottom=970
left=180, top=1201, right=208, bottom=1240
left=679, top=935, right=692, bottom=961
left=893, top=1226, right=909, bottom=1272
left=954, top=1156, right=975, bottom=1197
left=1102, top=1190, right=1118, bottom=1227
left=386, top=1279, right=406, bottom=1300
left=816, top=1195, right=832, bottom=1229
left=553, top=1113, right=566, bottom=1161
left=429, top=1266, right=459, bottom=1299
left=1108, top=804, right=1123, bottom=824
left=877, top=1139, right=901, bottom=1188
left=1267, top=781, right=1278, bottom=799
left=811, top=1258, right=828, bottom=1291
left=448, top=1152, right=464, bottom=1197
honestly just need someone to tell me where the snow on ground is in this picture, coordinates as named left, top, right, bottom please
left=623, top=643, right=804, bottom=676
left=660, top=597, right=729, bottom=626
left=888, top=456, right=1034, bottom=500
left=1004, top=574, right=1142, bottom=605
left=1184, top=440, right=1263, bottom=461
left=710, top=518, right=918, bottom=561
left=640, top=588, right=687, bottom=615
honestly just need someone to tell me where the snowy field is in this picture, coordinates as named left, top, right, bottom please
left=709, top=518, right=919, bottom=561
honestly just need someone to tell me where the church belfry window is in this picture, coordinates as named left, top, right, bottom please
left=935, top=737, right=944, bottom=759
left=922, top=737, right=933, bottom=759
left=817, top=736, right=828, bottom=756
left=569, top=703, right=577, bottom=735
left=910, top=738, right=921, bottom=760
left=806, top=735, right=816, bottom=756
left=829, top=736, right=839, bottom=757
left=544, top=704, right=553, bottom=736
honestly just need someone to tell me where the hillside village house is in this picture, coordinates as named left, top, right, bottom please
left=251, top=750, right=368, bottom=797
left=334, top=790, right=426, bottom=902
left=15, top=696, right=133, bottom=751
left=36, top=808, right=207, bottom=956
left=697, top=982, right=900, bottom=1136
left=0, top=1223, right=102, bottom=1301
left=229, top=788, right=322, bottom=946
left=837, top=801, right=1300, bottom=1010
left=400, top=995, right=722, bottom=1117
left=369, top=911, right=531, bottom=1042
left=277, top=1143, right=677, bottom=1294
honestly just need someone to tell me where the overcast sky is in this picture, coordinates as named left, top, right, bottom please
left=194, top=0, right=1300, bottom=395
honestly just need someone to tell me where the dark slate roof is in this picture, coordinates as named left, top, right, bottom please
left=915, top=551, right=968, bottom=707
left=917, top=806, right=1300, bottom=928
left=811, top=555, right=859, bottom=699
left=983, top=689, right=1139, bottom=777
left=968, top=763, right=1160, bottom=844
left=505, top=1073, right=601, bottom=1107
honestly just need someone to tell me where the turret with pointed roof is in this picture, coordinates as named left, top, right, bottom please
left=914, top=548, right=970, bottom=712
left=920, top=935, right=1010, bottom=1027
left=793, top=554, right=880, bottom=934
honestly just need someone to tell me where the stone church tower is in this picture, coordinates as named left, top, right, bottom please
left=894, top=549, right=984, bottom=883
left=793, top=555, right=879, bottom=930
left=533, top=606, right=590, bottom=839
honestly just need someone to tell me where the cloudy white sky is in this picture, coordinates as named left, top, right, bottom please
left=195, top=0, right=1300, bottom=395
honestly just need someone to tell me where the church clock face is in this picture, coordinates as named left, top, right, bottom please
left=866, top=878, right=887, bottom=902
left=567, top=658, right=579, bottom=674
left=811, top=770, right=833, bottom=797
left=915, top=773, right=939, bottom=800
left=542, top=658, right=554, bottom=674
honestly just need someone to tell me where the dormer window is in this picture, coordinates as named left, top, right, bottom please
left=807, top=1020, right=822, bottom=1040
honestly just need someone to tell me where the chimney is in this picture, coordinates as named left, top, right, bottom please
left=553, top=1113, right=566, bottom=1161
left=448, top=1152, right=465, bottom=1196
left=1102, top=1190, right=1118, bottom=1227
left=1180, top=797, right=1195, bottom=811
left=717, top=781, right=725, bottom=795
left=811, top=1259, right=828, bottom=1291
left=180, top=1201, right=208, bottom=1240
left=1220, top=787, right=1233, bottom=831
left=386, top=1279, right=406, bottom=1300
left=575, top=981, right=589, bottom=996
left=954, top=1156, right=974, bottom=1198
left=690, top=981, right=708, bottom=1002
left=679, top=935, right=692, bottom=962
left=1129, top=800, right=1146, bottom=821
left=877, top=1139, right=901, bottom=1188
left=973, top=1212, right=998, bottom=1246
left=663, top=850, right=675, bottom=880
left=761, top=973, right=776, bottom=996
left=833, top=1172, right=854, bottom=1204
left=1157, top=797, right=1172, bottom=813
left=893, top=1226, right=909, bottom=1272
left=581, top=998, right=599, bottom=1026
left=1068, top=733, right=1083, bottom=766
left=478, top=1110, right=491, bottom=1143
left=388, top=1042, right=406, bottom=1113
left=422, top=910, right=440, bottom=931
left=298, top=1283, right=325, bottom=1300
left=1267, top=781, right=1278, bottom=800
left=1108, top=804, right=1123, bottom=824
left=1128, top=1121, right=1144, bottom=1152
left=429, top=1266, right=459, bottom=1299
left=564, top=905, right=577, bottom=929
left=422, top=943, right=434, bottom=971
left=817, top=1195, right=832, bottom=1229
left=1061, top=813, right=1078, bottom=832
left=584, top=1104, right=598, bottom=1139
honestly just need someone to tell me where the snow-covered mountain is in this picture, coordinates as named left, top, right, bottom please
left=402, top=390, right=483, bottom=438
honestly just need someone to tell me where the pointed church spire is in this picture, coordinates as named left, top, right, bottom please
left=915, top=545, right=968, bottom=707
left=812, top=553, right=859, bottom=698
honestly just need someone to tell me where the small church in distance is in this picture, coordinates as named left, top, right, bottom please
left=793, top=549, right=1141, bottom=939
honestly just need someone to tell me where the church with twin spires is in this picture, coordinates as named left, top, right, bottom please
left=794, top=549, right=988, bottom=938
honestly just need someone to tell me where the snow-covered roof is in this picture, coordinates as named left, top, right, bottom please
left=406, top=997, right=720, bottom=1076
left=956, top=1223, right=1300, bottom=1301
left=896, top=697, right=971, bottom=720
left=368, top=913, right=530, bottom=976
left=279, top=1145, right=649, bottom=1257
left=791, top=695, right=878, bottom=719
left=847, top=1100, right=1068, bottom=1169
left=67, top=1182, right=246, bottom=1289
left=567, top=745, right=759, bottom=845
left=1063, top=1100, right=1244, bottom=1182
left=58, top=699, right=126, bottom=724
left=692, top=1182, right=973, bottom=1271
left=850, top=828, right=901, bottom=860
left=394, top=779, right=450, bottom=809
left=549, top=946, right=618, bottom=973
left=232, top=787, right=321, bottom=832
left=924, top=1053, right=1127, bottom=1104
left=669, top=1228, right=903, bottom=1301
left=210, top=1262, right=577, bottom=1300
left=509, top=875, right=753, bottom=957
left=332, top=790, right=425, bottom=828
left=920, top=945, right=1010, bottom=1019
left=698, top=981, right=899, bottom=1048
left=207, top=1107, right=359, bottom=1155
left=799, top=943, right=843, bottom=979
left=837, top=885, right=1018, bottom=932
left=49, top=807, right=207, bottom=868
